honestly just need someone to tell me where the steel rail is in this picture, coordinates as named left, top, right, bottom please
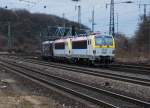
left=0, top=59, right=150, bottom=108
left=0, top=61, right=119, bottom=108
left=31, top=58, right=150, bottom=75
left=3, top=55, right=150, bottom=74
left=108, top=64, right=150, bottom=75
left=15, top=58, right=150, bottom=87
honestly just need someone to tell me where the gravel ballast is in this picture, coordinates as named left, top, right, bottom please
left=14, top=59, right=150, bottom=102
left=0, top=65, right=96, bottom=108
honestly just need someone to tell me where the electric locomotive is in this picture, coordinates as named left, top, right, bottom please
left=41, top=33, right=115, bottom=64
left=70, top=33, right=115, bottom=64
left=88, top=33, right=115, bottom=64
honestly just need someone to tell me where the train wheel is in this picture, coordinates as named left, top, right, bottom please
left=72, top=58, right=77, bottom=64
left=88, top=60, right=95, bottom=67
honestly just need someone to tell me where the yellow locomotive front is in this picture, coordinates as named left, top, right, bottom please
left=91, top=34, right=115, bottom=64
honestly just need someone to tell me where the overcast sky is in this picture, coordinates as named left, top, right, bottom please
left=1, top=0, right=150, bottom=37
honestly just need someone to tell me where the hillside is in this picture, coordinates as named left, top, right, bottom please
left=0, top=8, right=88, bottom=53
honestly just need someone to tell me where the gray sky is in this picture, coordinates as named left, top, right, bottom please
left=1, top=0, right=150, bottom=37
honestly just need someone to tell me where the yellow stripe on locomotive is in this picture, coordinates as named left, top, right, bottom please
left=92, top=34, right=115, bottom=49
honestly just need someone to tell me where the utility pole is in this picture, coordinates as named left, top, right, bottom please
left=139, top=4, right=150, bottom=21
left=116, top=13, right=119, bottom=34
left=109, top=0, right=115, bottom=37
left=62, top=13, right=66, bottom=28
left=39, top=32, right=42, bottom=50
left=91, top=8, right=95, bottom=32
left=106, top=1, right=133, bottom=37
left=62, top=13, right=66, bottom=36
left=144, top=4, right=146, bottom=20
left=7, top=21, right=12, bottom=51
left=147, top=19, right=150, bottom=55
left=78, top=5, right=81, bottom=28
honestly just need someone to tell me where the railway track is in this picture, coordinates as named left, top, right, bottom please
left=108, top=64, right=150, bottom=75
left=3, top=55, right=150, bottom=75
left=8, top=57, right=150, bottom=87
left=21, top=56, right=150, bottom=75
left=0, top=58, right=150, bottom=108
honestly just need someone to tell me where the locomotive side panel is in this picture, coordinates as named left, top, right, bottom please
left=53, top=42, right=65, bottom=57
left=72, top=39, right=88, bottom=58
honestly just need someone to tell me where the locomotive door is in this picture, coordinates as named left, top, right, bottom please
left=49, top=43, right=53, bottom=56
left=87, top=39, right=92, bottom=55
left=65, top=41, right=69, bottom=56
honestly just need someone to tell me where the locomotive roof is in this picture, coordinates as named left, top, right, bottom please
left=54, top=37, right=72, bottom=43
left=54, top=38, right=66, bottom=43
left=94, top=34, right=113, bottom=37
left=72, top=36, right=87, bottom=41
left=42, top=41, right=53, bottom=44
left=53, top=34, right=113, bottom=43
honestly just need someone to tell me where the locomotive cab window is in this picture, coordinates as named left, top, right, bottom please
left=95, top=37, right=104, bottom=45
left=72, top=40, right=87, bottom=49
left=55, top=42, right=65, bottom=49
left=105, top=36, right=113, bottom=46
left=95, top=36, right=113, bottom=46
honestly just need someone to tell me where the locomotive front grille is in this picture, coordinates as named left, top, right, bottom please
left=101, top=48, right=107, bottom=54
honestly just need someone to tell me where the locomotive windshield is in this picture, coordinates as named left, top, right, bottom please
left=95, top=36, right=113, bottom=46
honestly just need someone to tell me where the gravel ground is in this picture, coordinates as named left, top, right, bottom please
left=10, top=58, right=150, bottom=102
left=116, top=57, right=150, bottom=65
left=42, top=65, right=150, bottom=101
left=0, top=65, right=96, bottom=108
